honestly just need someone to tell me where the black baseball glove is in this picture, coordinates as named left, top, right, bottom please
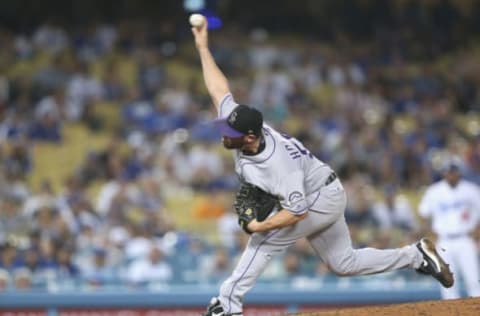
left=233, top=182, right=279, bottom=234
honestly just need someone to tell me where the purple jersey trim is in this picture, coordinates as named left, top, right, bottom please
left=238, top=127, right=276, bottom=170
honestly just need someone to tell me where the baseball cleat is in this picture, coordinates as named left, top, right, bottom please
left=202, top=297, right=243, bottom=316
left=416, top=238, right=454, bottom=288
left=202, top=297, right=224, bottom=316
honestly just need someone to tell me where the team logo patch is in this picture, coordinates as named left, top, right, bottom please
left=228, top=111, right=237, bottom=124
left=288, top=191, right=303, bottom=203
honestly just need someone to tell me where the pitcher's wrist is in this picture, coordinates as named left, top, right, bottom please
left=197, top=45, right=209, bottom=52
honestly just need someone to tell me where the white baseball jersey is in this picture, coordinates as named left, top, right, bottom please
left=219, top=93, right=334, bottom=215
left=419, top=179, right=480, bottom=237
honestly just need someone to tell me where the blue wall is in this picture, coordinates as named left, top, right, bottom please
left=0, top=281, right=441, bottom=311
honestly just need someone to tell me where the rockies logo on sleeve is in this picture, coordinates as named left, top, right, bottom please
left=289, top=191, right=303, bottom=203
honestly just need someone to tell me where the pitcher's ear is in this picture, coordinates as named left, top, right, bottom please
left=244, top=134, right=257, bottom=144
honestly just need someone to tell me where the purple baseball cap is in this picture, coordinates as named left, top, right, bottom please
left=214, top=105, right=263, bottom=138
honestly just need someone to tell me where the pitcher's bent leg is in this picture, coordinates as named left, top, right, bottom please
left=218, top=230, right=290, bottom=314
left=308, top=216, right=423, bottom=276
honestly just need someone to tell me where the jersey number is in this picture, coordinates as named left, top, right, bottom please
left=281, top=133, right=313, bottom=159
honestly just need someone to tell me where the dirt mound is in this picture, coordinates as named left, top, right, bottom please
left=293, top=297, right=480, bottom=316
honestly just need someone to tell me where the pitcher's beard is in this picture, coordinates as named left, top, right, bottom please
left=222, top=136, right=244, bottom=150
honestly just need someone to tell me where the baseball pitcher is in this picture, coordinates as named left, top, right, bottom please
left=191, top=17, right=454, bottom=316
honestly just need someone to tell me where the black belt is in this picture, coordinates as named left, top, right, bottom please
left=324, top=172, right=337, bottom=186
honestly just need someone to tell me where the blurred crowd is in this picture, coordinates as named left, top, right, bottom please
left=1, top=3, right=480, bottom=291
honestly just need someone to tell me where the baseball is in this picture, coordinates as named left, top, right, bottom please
left=189, top=13, right=205, bottom=27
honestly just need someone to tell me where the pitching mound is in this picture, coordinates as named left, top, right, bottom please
left=293, top=297, right=480, bottom=316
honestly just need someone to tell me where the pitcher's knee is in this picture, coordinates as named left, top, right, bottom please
left=330, top=264, right=353, bottom=276
left=329, top=252, right=356, bottom=276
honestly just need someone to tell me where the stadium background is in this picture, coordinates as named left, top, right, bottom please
left=0, top=0, right=479, bottom=314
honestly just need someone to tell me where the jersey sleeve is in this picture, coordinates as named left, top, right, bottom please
left=218, top=93, right=238, bottom=118
left=418, top=188, right=433, bottom=218
left=277, top=171, right=308, bottom=215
